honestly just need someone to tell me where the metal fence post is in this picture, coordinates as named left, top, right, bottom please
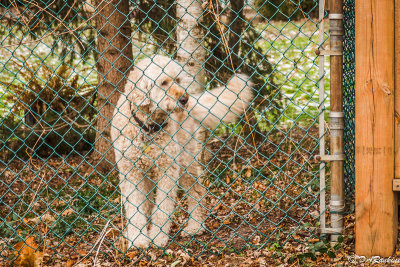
left=328, top=0, right=345, bottom=243
left=317, top=0, right=345, bottom=241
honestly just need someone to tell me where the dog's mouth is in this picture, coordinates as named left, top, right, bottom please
left=147, top=121, right=167, bottom=133
left=132, top=110, right=168, bottom=134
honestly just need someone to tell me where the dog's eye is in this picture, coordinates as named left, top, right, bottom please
left=161, top=80, right=168, bottom=86
left=176, top=78, right=181, bottom=84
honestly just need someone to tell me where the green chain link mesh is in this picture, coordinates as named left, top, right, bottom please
left=343, top=0, right=355, bottom=198
left=0, top=0, right=331, bottom=264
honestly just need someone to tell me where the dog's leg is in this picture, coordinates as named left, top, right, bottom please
left=148, top=165, right=179, bottom=247
left=180, top=161, right=207, bottom=237
left=120, top=172, right=153, bottom=249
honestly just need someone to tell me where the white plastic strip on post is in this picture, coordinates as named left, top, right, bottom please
left=318, top=0, right=327, bottom=235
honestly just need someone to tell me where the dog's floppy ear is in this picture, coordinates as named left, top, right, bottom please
left=125, top=67, right=152, bottom=109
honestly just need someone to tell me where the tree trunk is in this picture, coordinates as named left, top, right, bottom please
left=176, top=0, right=206, bottom=94
left=176, top=0, right=210, bottom=168
left=228, top=0, right=244, bottom=70
left=93, top=0, right=132, bottom=173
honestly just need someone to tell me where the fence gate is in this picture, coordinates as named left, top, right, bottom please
left=0, top=0, right=344, bottom=265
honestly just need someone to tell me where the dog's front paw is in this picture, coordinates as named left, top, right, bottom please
left=152, top=233, right=170, bottom=247
left=131, top=235, right=151, bottom=249
left=124, top=228, right=152, bottom=250
left=149, top=227, right=170, bottom=247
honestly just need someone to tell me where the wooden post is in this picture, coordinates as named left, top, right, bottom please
left=395, top=0, right=400, bottom=179
left=355, top=0, right=397, bottom=257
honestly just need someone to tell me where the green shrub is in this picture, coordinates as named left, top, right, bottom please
left=1, top=58, right=96, bottom=159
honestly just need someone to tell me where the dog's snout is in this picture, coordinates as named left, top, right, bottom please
left=179, top=94, right=188, bottom=106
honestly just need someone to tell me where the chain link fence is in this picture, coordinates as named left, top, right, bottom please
left=0, top=0, right=332, bottom=264
left=343, top=0, right=355, bottom=198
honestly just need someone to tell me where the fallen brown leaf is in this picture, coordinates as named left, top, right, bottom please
left=62, top=209, right=74, bottom=216
left=138, top=260, right=149, bottom=267
left=13, top=236, right=43, bottom=267
left=126, top=250, right=138, bottom=260
left=226, top=175, right=230, bottom=184
left=66, top=258, right=76, bottom=267
left=245, top=167, right=252, bottom=178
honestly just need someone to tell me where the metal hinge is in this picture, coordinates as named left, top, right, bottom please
left=315, top=154, right=345, bottom=162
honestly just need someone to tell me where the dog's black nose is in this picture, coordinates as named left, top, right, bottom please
left=179, top=95, right=188, bottom=106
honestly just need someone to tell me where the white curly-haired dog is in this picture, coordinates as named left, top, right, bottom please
left=111, top=55, right=253, bottom=249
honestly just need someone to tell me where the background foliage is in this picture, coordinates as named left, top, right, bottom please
left=255, top=0, right=318, bottom=21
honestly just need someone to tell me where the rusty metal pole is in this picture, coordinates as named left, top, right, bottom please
left=329, top=0, right=345, bottom=243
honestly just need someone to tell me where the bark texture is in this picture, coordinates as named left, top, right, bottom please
left=176, top=0, right=209, bottom=168
left=228, top=0, right=244, bottom=70
left=93, top=0, right=132, bottom=172
left=176, top=0, right=206, bottom=93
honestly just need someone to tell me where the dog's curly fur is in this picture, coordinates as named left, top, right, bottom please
left=111, top=55, right=253, bottom=249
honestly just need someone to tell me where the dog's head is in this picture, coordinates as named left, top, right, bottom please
left=125, top=55, right=189, bottom=125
